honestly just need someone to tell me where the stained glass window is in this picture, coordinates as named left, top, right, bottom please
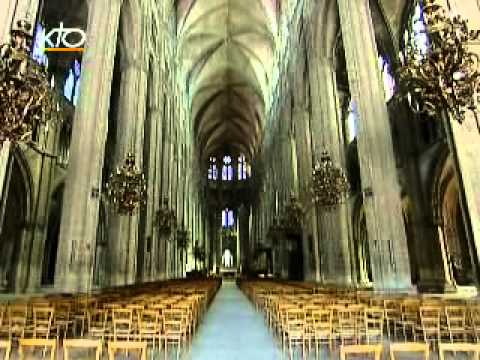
left=222, top=209, right=234, bottom=227
left=222, top=155, right=233, bottom=181
left=208, top=157, right=218, bottom=180
left=63, top=59, right=82, bottom=106
left=31, top=23, right=48, bottom=67
left=378, top=55, right=396, bottom=101
left=64, top=69, right=75, bottom=101
left=238, top=155, right=248, bottom=180
left=403, top=1, right=429, bottom=58
left=346, top=100, right=358, bottom=143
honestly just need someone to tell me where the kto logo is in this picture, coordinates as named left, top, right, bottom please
left=42, top=22, right=86, bottom=53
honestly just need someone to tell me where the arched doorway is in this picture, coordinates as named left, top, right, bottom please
left=41, top=185, right=64, bottom=285
left=433, top=155, right=475, bottom=287
left=0, top=154, right=30, bottom=291
left=441, top=178, right=473, bottom=285
left=353, top=199, right=372, bottom=286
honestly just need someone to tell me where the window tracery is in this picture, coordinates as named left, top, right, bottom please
left=238, top=154, right=250, bottom=180
left=222, top=208, right=234, bottom=228
left=208, top=157, right=218, bottom=180
left=222, top=155, right=233, bottom=181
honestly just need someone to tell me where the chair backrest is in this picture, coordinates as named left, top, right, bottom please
left=138, top=310, right=160, bottom=333
left=64, top=339, right=102, bottom=360
left=365, top=307, right=384, bottom=331
left=312, top=309, right=332, bottom=332
left=445, top=305, right=467, bottom=328
left=108, top=341, right=147, bottom=360
left=0, top=340, right=11, bottom=360
left=19, top=338, right=56, bottom=360
left=419, top=306, right=441, bottom=330
left=389, top=342, right=429, bottom=360
left=438, top=342, right=480, bottom=360
left=340, top=344, right=383, bottom=360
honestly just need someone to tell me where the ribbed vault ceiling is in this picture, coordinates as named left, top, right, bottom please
left=177, top=0, right=280, bottom=160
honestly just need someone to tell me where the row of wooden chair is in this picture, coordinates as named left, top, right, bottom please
left=241, top=280, right=480, bottom=358
left=341, top=342, right=480, bottom=360
left=0, top=278, right=221, bottom=359
left=0, top=338, right=148, bottom=360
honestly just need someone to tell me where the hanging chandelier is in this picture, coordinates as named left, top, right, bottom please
left=311, top=151, right=350, bottom=208
left=176, top=225, right=189, bottom=250
left=280, top=193, right=303, bottom=232
left=155, top=197, right=177, bottom=235
left=106, top=152, right=147, bottom=215
left=0, top=20, right=58, bottom=143
left=398, top=0, right=480, bottom=128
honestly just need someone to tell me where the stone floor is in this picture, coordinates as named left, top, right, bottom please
left=186, top=279, right=282, bottom=360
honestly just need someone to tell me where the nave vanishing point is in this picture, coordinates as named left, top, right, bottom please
left=1, top=0, right=480, bottom=358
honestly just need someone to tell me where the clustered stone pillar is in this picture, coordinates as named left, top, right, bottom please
left=337, top=0, right=411, bottom=290
left=55, top=0, right=123, bottom=292
left=108, top=11, right=149, bottom=287
left=446, top=0, right=480, bottom=274
left=309, top=53, right=352, bottom=286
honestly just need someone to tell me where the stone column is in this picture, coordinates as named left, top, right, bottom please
left=55, top=0, right=123, bottom=292
left=445, top=0, right=480, bottom=278
left=108, top=12, right=149, bottom=286
left=0, top=0, right=16, bottom=44
left=309, top=54, right=352, bottom=286
left=144, top=61, right=165, bottom=282
left=337, top=0, right=411, bottom=290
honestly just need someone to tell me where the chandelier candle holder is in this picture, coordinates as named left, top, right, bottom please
left=106, top=152, right=147, bottom=215
left=0, top=20, right=58, bottom=143
left=398, top=0, right=480, bottom=129
left=155, top=197, right=177, bottom=235
left=176, top=226, right=189, bottom=250
left=280, top=193, right=303, bottom=232
left=311, top=151, right=350, bottom=209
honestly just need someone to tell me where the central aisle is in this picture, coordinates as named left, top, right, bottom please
left=187, top=280, right=282, bottom=360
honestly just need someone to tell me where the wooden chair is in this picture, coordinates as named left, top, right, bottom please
left=444, top=305, right=468, bottom=342
left=396, top=299, right=419, bottom=341
left=137, top=310, right=161, bottom=352
left=470, top=305, right=480, bottom=342
left=18, top=338, right=56, bottom=360
left=286, top=318, right=306, bottom=360
left=364, top=307, right=384, bottom=344
left=112, top=308, right=133, bottom=341
left=416, top=306, right=441, bottom=349
left=389, top=342, right=429, bottom=360
left=32, top=307, right=55, bottom=339
left=108, top=341, right=147, bottom=360
left=0, top=340, right=11, bottom=360
left=88, top=309, right=109, bottom=341
left=8, top=304, right=28, bottom=340
left=54, top=301, right=73, bottom=339
left=340, top=344, right=383, bottom=360
left=162, top=316, right=185, bottom=360
left=63, top=339, right=102, bottom=360
left=311, top=309, right=333, bottom=356
left=438, top=342, right=480, bottom=360
left=384, top=299, right=400, bottom=340
left=337, top=308, right=358, bottom=346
